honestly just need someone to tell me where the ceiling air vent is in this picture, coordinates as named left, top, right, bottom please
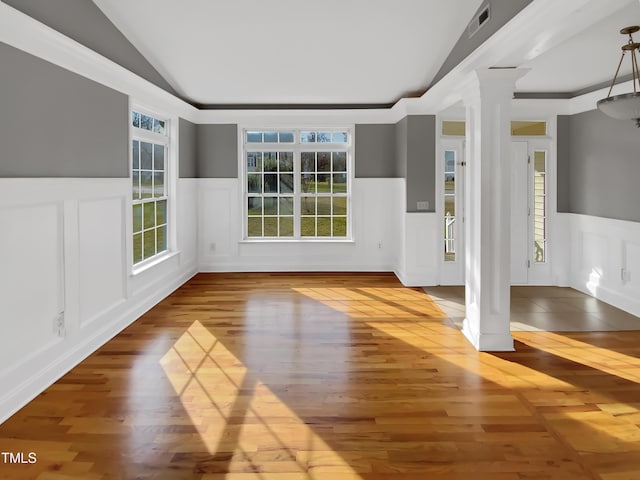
left=468, top=4, right=490, bottom=38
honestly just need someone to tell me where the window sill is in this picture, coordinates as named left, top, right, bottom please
left=131, top=250, right=180, bottom=276
left=239, top=239, right=355, bottom=244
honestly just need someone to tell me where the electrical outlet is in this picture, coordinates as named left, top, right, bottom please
left=377, top=241, right=383, bottom=249
left=416, top=201, right=429, bottom=210
left=210, top=242, right=216, bottom=252
left=622, top=268, right=631, bottom=282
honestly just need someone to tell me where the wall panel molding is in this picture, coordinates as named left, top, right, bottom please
left=0, top=178, right=198, bottom=423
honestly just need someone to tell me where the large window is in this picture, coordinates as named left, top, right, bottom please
left=244, top=129, right=351, bottom=239
left=131, top=110, right=170, bottom=265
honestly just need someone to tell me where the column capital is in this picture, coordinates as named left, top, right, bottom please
left=462, top=68, right=530, bottom=106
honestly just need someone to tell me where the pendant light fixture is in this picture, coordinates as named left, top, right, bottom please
left=597, top=26, right=640, bottom=127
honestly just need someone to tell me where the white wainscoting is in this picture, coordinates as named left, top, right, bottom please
left=395, top=212, right=440, bottom=286
left=198, top=178, right=403, bottom=272
left=77, top=196, right=127, bottom=327
left=0, top=200, right=64, bottom=370
left=568, top=213, right=640, bottom=319
left=0, top=178, right=197, bottom=423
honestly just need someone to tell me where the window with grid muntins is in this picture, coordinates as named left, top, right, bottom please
left=244, top=129, right=351, bottom=239
left=131, top=111, right=169, bottom=264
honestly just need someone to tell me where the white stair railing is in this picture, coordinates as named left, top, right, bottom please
left=445, top=213, right=455, bottom=253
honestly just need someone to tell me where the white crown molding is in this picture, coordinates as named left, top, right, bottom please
left=568, top=79, right=636, bottom=115
left=0, top=1, right=199, bottom=122
left=194, top=106, right=408, bottom=125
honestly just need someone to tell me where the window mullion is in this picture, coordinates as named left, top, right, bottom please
left=294, top=147, right=301, bottom=239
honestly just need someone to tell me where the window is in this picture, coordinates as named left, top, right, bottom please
left=532, top=150, right=547, bottom=262
left=439, top=120, right=548, bottom=136
left=442, top=121, right=466, bottom=136
left=131, top=110, right=170, bottom=265
left=511, top=121, right=547, bottom=136
left=244, top=129, right=351, bottom=239
left=443, top=150, right=457, bottom=261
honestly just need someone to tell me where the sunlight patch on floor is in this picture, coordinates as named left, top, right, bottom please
left=515, top=332, right=640, bottom=383
left=159, top=320, right=362, bottom=477
left=292, top=287, right=447, bottom=319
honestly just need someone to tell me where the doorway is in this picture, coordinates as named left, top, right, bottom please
left=439, top=139, right=551, bottom=285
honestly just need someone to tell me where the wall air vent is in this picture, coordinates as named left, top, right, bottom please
left=468, top=4, right=490, bottom=38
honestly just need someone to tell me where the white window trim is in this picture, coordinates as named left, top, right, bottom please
left=239, top=126, right=354, bottom=242
left=128, top=102, right=177, bottom=275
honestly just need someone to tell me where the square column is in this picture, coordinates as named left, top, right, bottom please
left=461, top=68, right=528, bottom=351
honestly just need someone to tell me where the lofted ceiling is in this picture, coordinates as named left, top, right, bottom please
left=89, top=0, right=640, bottom=107
left=516, top=1, right=640, bottom=95
left=91, top=0, right=483, bottom=106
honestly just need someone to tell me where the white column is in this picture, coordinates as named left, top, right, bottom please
left=461, top=68, right=528, bottom=351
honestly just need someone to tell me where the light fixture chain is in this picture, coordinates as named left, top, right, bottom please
left=608, top=50, right=626, bottom=97
left=632, top=47, right=640, bottom=93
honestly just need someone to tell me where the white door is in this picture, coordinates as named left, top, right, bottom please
left=439, top=140, right=465, bottom=285
left=527, top=141, right=552, bottom=284
left=510, top=140, right=552, bottom=284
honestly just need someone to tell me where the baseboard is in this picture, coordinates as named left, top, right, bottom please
left=0, top=263, right=197, bottom=424
left=571, top=277, right=640, bottom=320
left=462, top=319, right=515, bottom=352
left=199, top=262, right=396, bottom=273
left=395, top=268, right=438, bottom=287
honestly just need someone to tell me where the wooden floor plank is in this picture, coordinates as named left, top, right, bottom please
left=1, top=272, right=640, bottom=479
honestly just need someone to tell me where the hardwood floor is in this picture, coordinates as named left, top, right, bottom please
left=1, top=272, right=640, bottom=479
left=426, top=285, right=640, bottom=331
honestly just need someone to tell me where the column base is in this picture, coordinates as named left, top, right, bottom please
left=462, top=318, right=515, bottom=352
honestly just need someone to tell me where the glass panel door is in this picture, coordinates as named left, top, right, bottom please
left=532, top=150, right=547, bottom=263
left=440, top=139, right=465, bottom=285
left=444, top=149, right=456, bottom=262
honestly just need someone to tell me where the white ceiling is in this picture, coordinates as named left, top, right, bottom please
left=516, top=1, right=640, bottom=94
left=91, top=0, right=640, bottom=106
left=92, top=0, right=483, bottom=105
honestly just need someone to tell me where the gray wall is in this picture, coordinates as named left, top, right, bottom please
left=430, top=0, right=532, bottom=87
left=394, top=118, right=408, bottom=178
left=178, top=119, right=197, bottom=178
left=564, top=109, right=640, bottom=222
left=355, top=119, right=435, bottom=212
left=4, top=0, right=178, bottom=98
left=400, top=116, right=436, bottom=213
left=354, top=124, right=399, bottom=178
left=0, top=42, right=128, bottom=177
left=197, top=124, right=238, bottom=178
